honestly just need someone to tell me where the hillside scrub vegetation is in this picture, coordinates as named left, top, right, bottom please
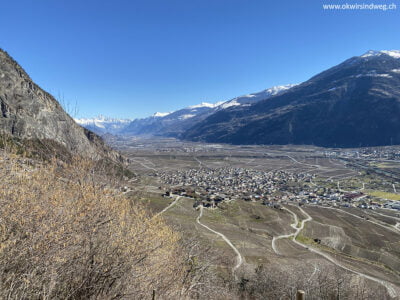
left=237, top=263, right=389, bottom=300
left=0, top=154, right=191, bottom=299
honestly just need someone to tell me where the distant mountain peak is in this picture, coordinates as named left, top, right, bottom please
left=153, top=112, right=172, bottom=117
left=219, top=84, right=298, bottom=109
left=361, top=50, right=400, bottom=59
left=188, top=102, right=223, bottom=109
left=75, top=115, right=131, bottom=124
left=264, top=84, right=298, bottom=95
left=75, top=115, right=132, bottom=135
left=183, top=51, right=400, bottom=147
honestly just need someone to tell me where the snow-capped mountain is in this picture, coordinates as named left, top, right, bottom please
left=75, top=115, right=131, bottom=135
left=153, top=112, right=172, bottom=117
left=119, top=84, right=296, bottom=137
left=188, top=102, right=224, bottom=109
left=360, top=50, right=400, bottom=59
left=218, top=84, right=298, bottom=109
left=120, top=102, right=220, bottom=137
left=183, top=50, right=400, bottom=147
left=77, top=84, right=297, bottom=137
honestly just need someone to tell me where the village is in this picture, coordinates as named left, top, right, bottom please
left=159, top=167, right=400, bottom=212
left=324, top=147, right=400, bottom=160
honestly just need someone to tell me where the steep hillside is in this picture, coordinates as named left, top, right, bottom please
left=0, top=49, right=121, bottom=160
left=183, top=50, right=400, bottom=147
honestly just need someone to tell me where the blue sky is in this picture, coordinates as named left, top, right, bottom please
left=1, top=0, right=399, bottom=119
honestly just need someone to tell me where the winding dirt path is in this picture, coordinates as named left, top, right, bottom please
left=307, top=263, right=320, bottom=283
left=369, top=210, right=400, bottom=230
left=285, top=155, right=322, bottom=169
left=196, top=205, right=243, bottom=278
left=337, top=181, right=366, bottom=193
left=272, top=207, right=299, bottom=255
left=130, top=158, right=157, bottom=171
left=274, top=205, right=399, bottom=298
left=324, top=206, right=400, bottom=235
left=154, top=196, right=181, bottom=217
left=193, top=156, right=211, bottom=169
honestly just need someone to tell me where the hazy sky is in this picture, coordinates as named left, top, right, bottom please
left=1, top=0, right=399, bottom=119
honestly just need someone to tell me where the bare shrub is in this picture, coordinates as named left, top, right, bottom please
left=0, top=156, right=186, bottom=299
left=237, top=262, right=390, bottom=300
left=178, top=236, right=236, bottom=300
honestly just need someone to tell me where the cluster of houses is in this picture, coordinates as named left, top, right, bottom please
left=324, top=147, right=400, bottom=160
left=383, top=201, right=400, bottom=210
left=159, top=166, right=400, bottom=212
left=160, top=167, right=316, bottom=208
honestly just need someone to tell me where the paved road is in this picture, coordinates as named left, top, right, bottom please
left=196, top=205, right=243, bottom=278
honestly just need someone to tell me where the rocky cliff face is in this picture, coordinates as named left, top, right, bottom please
left=0, top=49, right=121, bottom=160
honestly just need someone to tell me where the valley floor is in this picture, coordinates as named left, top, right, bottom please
left=116, top=138, right=400, bottom=299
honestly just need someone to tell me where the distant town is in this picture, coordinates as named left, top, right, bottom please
left=160, top=166, right=400, bottom=212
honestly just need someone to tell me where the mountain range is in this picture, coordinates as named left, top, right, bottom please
left=74, top=115, right=132, bottom=135
left=183, top=50, right=400, bottom=147
left=76, top=84, right=296, bottom=137
left=33, top=48, right=400, bottom=149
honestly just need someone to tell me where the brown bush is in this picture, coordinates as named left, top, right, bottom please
left=237, top=262, right=389, bottom=300
left=0, top=155, right=186, bottom=299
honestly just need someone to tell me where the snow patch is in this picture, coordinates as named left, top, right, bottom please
left=361, top=50, right=400, bottom=59
left=264, top=84, right=298, bottom=96
left=153, top=112, right=172, bottom=117
left=370, top=88, right=392, bottom=96
left=188, top=102, right=223, bottom=109
left=377, top=74, right=393, bottom=78
left=74, top=115, right=132, bottom=134
left=75, top=115, right=131, bottom=125
left=94, top=121, right=105, bottom=129
left=355, top=71, right=393, bottom=78
left=219, top=100, right=242, bottom=109
left=218, top=84, right=298, bottom=109
left=179, top=114, right=196, bottom=120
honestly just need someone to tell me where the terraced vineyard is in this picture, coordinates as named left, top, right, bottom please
left=118, top=139, right=400, bottom=299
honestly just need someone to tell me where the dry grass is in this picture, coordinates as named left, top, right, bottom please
left=365, top=190, right=400, bottom=201
left=0, top=154, right=188, bottom=299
